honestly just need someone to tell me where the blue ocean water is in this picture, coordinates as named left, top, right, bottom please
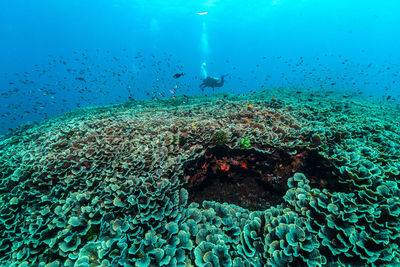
left=0, top=0, right=399, bottom=134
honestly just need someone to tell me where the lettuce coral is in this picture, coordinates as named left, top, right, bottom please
left=0, top=89, right=399, bottom=266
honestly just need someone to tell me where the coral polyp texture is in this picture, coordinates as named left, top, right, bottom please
left=0, top=89, right=399, bottom=266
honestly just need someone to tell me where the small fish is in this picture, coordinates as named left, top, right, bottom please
left=173, top=72, right=184, bottom=79
left=76, top=77, right=86, bottom=83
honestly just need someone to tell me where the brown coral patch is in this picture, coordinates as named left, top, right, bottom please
left=183, top=147, right=342, bottom=211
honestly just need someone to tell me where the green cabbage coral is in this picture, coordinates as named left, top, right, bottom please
left=240, top=137, right=251, bottom=149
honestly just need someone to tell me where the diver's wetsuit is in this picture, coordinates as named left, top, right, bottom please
left=199, top=75, right=225, bottom=92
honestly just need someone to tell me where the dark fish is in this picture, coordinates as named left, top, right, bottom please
left=76, top=77, right=86, bottom=83
left=173, top=72, right=184, bottom=79
left=387, top=96, right=391, bottom=100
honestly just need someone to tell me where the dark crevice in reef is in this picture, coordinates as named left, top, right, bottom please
left=183, top=147, right=344, bottom=211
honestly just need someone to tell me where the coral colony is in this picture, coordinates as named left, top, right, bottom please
left=0, top=88, right=399, bottom=266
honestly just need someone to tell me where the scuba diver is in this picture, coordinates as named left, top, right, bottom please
left=199, top=62, right=227, bottom=92
left=199, top=75, right=226, bottom=91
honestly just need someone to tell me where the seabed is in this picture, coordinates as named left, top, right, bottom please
left=0, top=88, right=399, bottom=266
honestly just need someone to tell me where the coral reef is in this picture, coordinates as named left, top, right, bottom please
left=0, top=89, right=399, bottom=266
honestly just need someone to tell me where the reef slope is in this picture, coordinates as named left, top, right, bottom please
left=0, top=89, right=399, bottom=266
